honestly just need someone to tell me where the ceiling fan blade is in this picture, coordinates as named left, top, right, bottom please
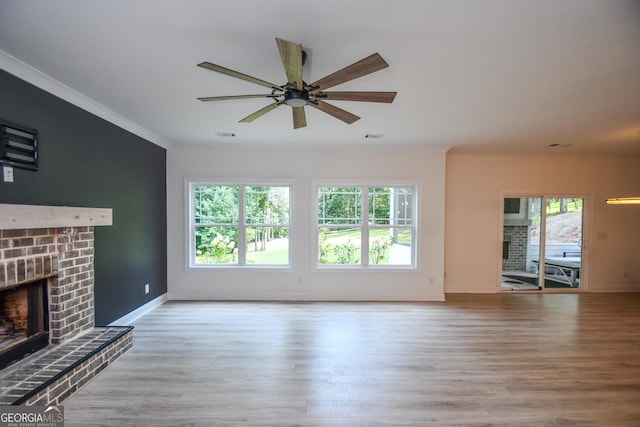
left=197, top=62, right=284, bottom=91
left=309, top=53, right=389, bottom=93
left=309, top=100, right=360, bottom=124
left=276, top=38, right=303, bottom=90
left=239, top=100, right=284, bottom=123
left=198, top=94, right=279, bottom=102
left=318, top=91, right=397, bottom=103
left=292, top=107, right=307, bottom=129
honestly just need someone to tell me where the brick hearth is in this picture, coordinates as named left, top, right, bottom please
left=0, top=326, right=132, bottom=405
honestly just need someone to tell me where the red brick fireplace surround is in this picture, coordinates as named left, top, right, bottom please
left=0, top=204, right=133, bottom=405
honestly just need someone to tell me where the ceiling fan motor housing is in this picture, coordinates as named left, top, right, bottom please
left=284, top=88, right=309, bottom=107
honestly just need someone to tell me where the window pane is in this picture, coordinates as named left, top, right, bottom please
left=245, top=227, right=289, bottom=265
left=194, top=226, right=238, bottom=264
left=194, top=186, right=238, bottom=224
left=246, top=186, right=290, bottom=225
left=318, top=226, right=361, bottom=265
left=318, top=187, right=362, bottom=225
left=369, top=227, right=413, bottom=265
left=369, top=187, right=413, bottom=225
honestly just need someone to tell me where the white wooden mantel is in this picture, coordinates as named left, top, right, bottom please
left=0, top=204, right=112, bottom=230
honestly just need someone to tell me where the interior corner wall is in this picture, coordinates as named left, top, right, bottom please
left=167, top=144, right=446, bottom=301
left=445, top=152, right=640, bottom=293
left=0, top=70, right=167, bottom=324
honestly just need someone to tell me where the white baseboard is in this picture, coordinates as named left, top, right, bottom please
left=108, top=293, right=168, bottom=326
left=166, top=292, right=446, bottom=302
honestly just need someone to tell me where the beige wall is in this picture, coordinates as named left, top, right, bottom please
left=168, top=146, right=639, bottom=299
left=445, top=152, right=640, bottom=293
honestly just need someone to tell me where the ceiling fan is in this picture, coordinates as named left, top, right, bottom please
left=197, top=38, right=397, bottom=129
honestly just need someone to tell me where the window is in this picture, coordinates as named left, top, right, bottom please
left=189, top=182, right=291, bottom=267
left=316, top=184, right=417, bottom=268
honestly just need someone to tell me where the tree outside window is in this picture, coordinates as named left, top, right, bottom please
left=317, top=185, right=416, bottom=267
left=191, top=184, right=290, bottom=266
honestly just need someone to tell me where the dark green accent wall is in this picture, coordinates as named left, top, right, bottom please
left=0, top=70, right=167, bottom=325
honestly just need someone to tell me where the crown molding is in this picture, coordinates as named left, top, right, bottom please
left=0, top=49, right=171, bottom=149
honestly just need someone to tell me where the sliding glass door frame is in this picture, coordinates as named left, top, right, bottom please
left=498, top=192, right=590, bottom=293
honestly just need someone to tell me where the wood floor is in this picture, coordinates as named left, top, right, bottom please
left=62, top=294, right=640, bottom=426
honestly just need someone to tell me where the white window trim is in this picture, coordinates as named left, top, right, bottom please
left=312, top=179, right=419, bottom=271
left=185, top=178, right=294, bottom=270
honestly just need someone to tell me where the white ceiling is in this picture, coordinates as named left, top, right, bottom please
left=1, top=0, right=639, bottom=154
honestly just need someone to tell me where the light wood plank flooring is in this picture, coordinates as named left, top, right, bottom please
left=62, top=294, right=640, bottom=426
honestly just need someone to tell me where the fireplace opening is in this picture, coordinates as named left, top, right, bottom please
left=0, top=279, right=49, bottom=370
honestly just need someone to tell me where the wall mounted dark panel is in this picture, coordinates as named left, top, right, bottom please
left=0, top=70, right=167, bottom=325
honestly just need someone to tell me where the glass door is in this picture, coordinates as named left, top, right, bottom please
left=502, top=197, right=543, bottom=290
left=543, top=197, right=583, bottom=289
left=501, top=196, right=584, bottom=291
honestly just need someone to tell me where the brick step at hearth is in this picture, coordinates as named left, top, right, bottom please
left=0, top=326, right=133, bottom=405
